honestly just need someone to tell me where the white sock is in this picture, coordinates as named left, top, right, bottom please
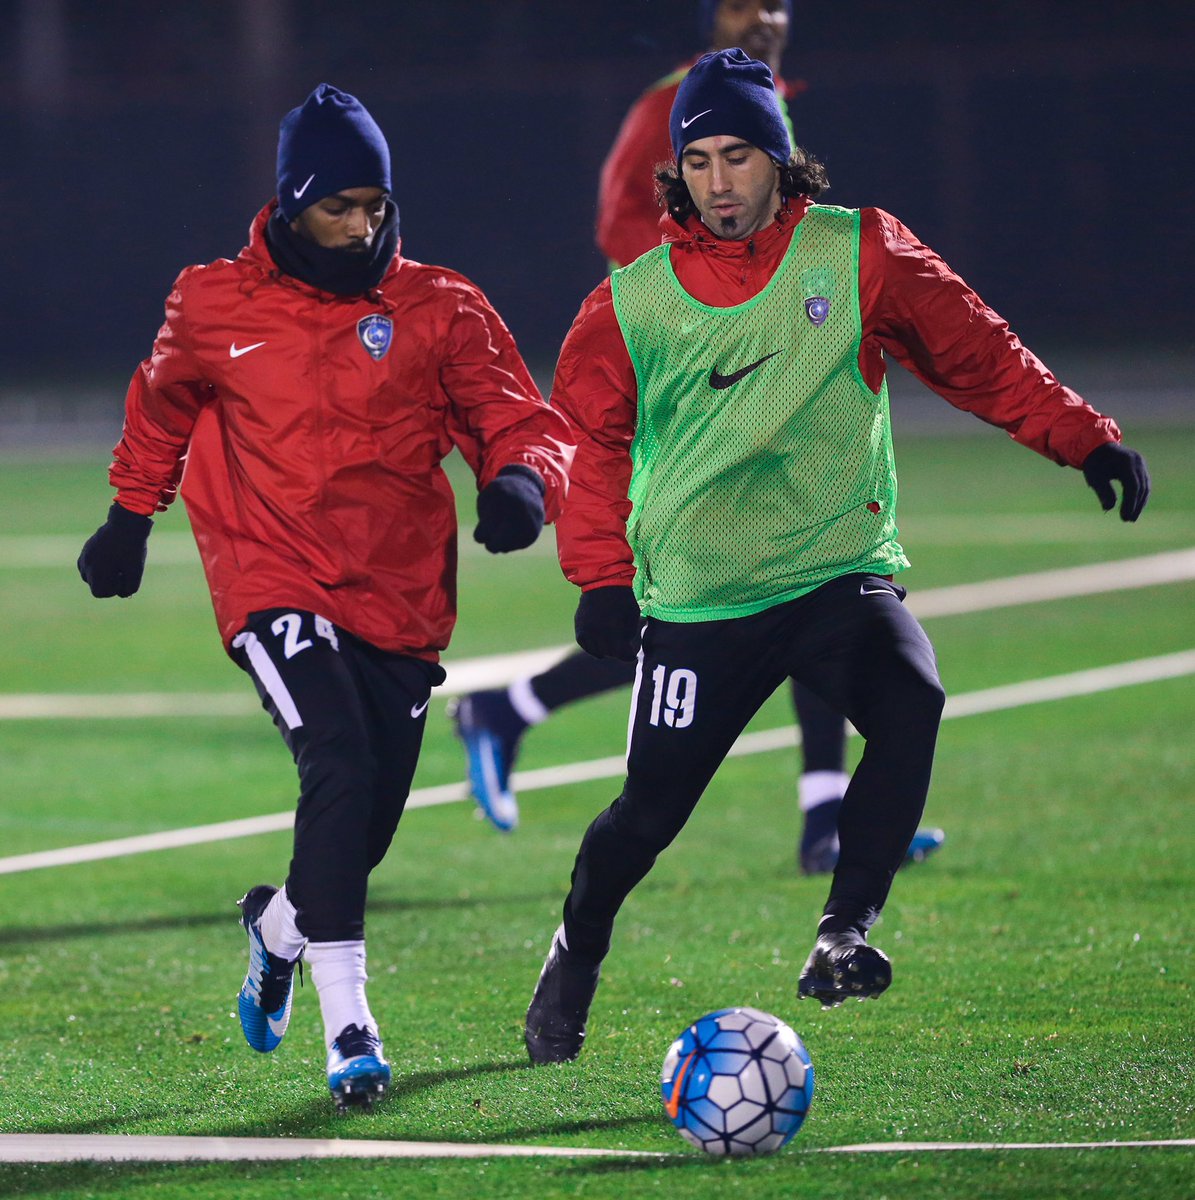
left=259, top=886, right=307, bottom=962
left=508, top=676, right=549, bottom=726
left=798, top=770, right=850, bottom=812
left=305, top=940, right=377, bottom=1050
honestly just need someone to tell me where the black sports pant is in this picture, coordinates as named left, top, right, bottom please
left=232, top=608, right=444, bottom=942
left=561, top=574, right=945, bottom=960
left=532, top=653, right=847, bottom=774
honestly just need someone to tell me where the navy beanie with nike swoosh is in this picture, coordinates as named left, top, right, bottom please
left=276, top=83, right=391, bottom=221
left=669, top=48, right=792, bottom=164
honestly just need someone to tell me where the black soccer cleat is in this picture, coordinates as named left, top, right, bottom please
left=524, top=925, right=601, bottom=1065
left=798, top=798, right=844, bottom=875
left=797, top=924, right=892, bottom=1008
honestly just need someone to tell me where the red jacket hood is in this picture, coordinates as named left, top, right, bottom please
left=659, top=195, right=811, bottom=260
left=237, top=200, right=404, bottom=299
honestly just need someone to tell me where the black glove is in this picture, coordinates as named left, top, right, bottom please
left=77, top=502, right=153, bottom=597
left=473, top=465, right=545, bottom=553
left=1082, top=442, right=1151, bottom=522
left=575, top=585, right=641, bottom=662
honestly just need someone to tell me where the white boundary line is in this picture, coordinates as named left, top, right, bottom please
left=1, top=649, right=1192, bottom=877
left=2, top=548, right=1193, bottom=720
left=0, top=530, right=558, bottom=567
left=0, top=1132, right=1189, bottom=1164
left=905, top=547, right=1195, bottom=617
left=0, top=1133, right=663, bottom=1162
left=816, top=1139, right=1195, bottom=1153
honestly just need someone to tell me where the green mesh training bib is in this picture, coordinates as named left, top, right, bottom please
left=610, top=204, right=908, bottom=622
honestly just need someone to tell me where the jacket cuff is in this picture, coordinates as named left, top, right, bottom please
left=580, top=577, right=636, bottom=592
left=109, top=501, right=154, bottom=534
left=496, top=464, right=546, bottom=495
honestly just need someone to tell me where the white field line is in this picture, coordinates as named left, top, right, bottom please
left=816, top=1139, right=1195, bottom=1153
left=0, top=1132, right=1189, bottom=1164
left=3, top=548, right=1193, bottom=721
left=906, top=547, right=1195, bottom=618
left=6, top=518, right=1192, bottom=568
left=0, top=649, right=576, bottom=719
left=0, top=693, right=263, bottom=720
left=0, top=529, right=557, bottom=567
left=0, top=1133, right=663, bottom=1162
left=0, top=533, right=200, bottom=568
left=0, top=649, right=1192, bottom=878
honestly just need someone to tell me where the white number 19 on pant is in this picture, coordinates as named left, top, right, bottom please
left=648, top=665, right=698, bottom=729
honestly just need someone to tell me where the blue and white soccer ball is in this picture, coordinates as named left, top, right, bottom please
left=660, top=1007, right=814, bottom=1156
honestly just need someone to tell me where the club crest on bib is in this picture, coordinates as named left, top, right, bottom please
left=357, top=314, right=393, bottom=361
left=804, top=296, right=830, bottom=327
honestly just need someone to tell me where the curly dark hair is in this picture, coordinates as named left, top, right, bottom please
left=654, top=146, right=830, bottom=224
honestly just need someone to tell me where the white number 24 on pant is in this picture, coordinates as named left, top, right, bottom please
left=270, top=612, right=340, bottom=658
left=648, top=665, right=697, bottom=729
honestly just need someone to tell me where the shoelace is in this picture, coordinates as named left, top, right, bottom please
left=258, top=951, right=302, bottom=1012
left=334, top=1023, right=381, bottom=1059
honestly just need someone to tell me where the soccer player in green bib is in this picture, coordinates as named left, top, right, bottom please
left=524, top=48, right=1151, bottom=1064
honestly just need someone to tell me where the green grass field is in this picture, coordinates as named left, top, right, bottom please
left=0, top=427, right=1192, bottom=1198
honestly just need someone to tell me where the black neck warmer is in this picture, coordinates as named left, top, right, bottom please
left=265, top=199, right=400, bottom=296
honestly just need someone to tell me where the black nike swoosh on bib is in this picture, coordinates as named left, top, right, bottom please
left=708, top=350, right=782, bottom=390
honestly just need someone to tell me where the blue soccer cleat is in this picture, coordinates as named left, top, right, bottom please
left=799, top=806, right=947, bottom=876
left=327, top=1024, right=391, bottom=1112
left=237, top=884, right=301, bottom=1053
left=905, top=826, right=946, bottom=865
left=450, top=690, right=526, bottom=832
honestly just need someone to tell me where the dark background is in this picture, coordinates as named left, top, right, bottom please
left=3, top=0, right=1193, bottom=387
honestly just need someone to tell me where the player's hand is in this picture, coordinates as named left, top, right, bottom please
left=77, top=503, right=153, bottom=597
left=473, top=466, right=545, bottom=553
left=1082, top=442, right=1151, bottom=522
left=575, top=585, right=641, bottom=661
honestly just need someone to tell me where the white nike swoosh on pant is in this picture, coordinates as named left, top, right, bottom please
left=410, top=699, right=430, bottom=718
left=860, top=585, right=895, bottom=596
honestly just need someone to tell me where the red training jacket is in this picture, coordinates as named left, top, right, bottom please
left=555, top=198, right=1121, bottom=592
left=110, top=201, right=575, bottom=659
left=596, top=56, right=805, bottom=268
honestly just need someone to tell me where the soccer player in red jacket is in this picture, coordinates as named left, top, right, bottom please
left=77, top=84, right=574, bottom=1109
left=522, top=50, right=1150, bottom=1065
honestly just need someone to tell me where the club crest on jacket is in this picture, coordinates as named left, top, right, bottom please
left=804, top=296, right=830, bottom=326
left=357, top=314, right=393, bottom=361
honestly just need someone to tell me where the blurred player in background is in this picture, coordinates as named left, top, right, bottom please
left=596, top=0, right=803, bottom=270
left=452, top=0, right=943, bottom=878
left=523, top=49, right=1150, bottom=1064
left=77, top=83, right=573, bottom=1110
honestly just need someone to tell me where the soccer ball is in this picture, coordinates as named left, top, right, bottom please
left=660, top=1007, right=814, bottom=1156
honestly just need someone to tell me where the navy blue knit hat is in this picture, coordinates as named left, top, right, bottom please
left=670, top=49, right=792, bottom=163
left=276, top=83, right=391, bottom=221
left=698, top=0, right=793, bottom=43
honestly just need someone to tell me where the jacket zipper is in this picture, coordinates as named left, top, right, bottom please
left=742, top=237, right=756, bottom=288
left=311, top=304, right=328, bottom=521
